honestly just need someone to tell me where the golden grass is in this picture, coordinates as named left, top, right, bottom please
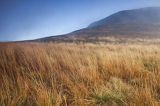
left=0, top=42, right=160, bottom=106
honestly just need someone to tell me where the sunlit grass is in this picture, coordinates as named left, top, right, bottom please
left=0, top=42, right=160, bottom=106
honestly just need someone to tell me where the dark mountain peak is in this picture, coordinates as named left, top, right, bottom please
left=88, top=7, right=160, bottom=28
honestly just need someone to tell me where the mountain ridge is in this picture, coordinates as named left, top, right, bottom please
left=35, top=7, right=160, bottom=42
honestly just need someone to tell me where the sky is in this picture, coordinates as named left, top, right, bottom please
left=0, top=0, right=160, bottom=41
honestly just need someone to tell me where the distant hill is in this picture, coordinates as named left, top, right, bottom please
left=35, top=7, right=160, bottom=42
left=88, top=7, right=160, bottom=27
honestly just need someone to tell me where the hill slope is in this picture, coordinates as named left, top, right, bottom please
left=36, top=7, right=160, bottom=42
left=88, top=7, right=160, bottom=27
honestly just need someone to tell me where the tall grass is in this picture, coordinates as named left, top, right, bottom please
left=0, top=43, right=160, bottom=106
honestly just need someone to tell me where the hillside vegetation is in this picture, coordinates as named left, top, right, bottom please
left=1, top=42, right=160, bottom=106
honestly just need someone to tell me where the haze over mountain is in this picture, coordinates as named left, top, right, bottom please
left=88, top=7, right=160, bottom=27
left=37, top=7, right=160, bottom=42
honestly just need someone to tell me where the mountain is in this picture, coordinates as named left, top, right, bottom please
left=88, top=7, right=160, bottom=28
left=36, top=7, right=160, bottom=42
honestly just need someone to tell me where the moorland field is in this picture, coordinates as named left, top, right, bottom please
left=1, top=41, right=160, bottom=106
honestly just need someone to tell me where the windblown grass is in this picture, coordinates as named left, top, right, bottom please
left=0, top=42, right=160, bottom=106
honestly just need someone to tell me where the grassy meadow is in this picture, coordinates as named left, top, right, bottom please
left=1, top=42, right=160, bottom=106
